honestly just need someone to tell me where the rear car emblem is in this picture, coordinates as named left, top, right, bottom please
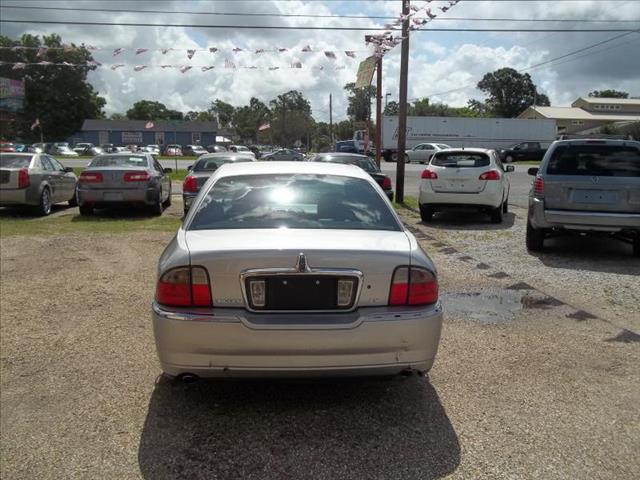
left=592, top=176, right=599, bottom=184
left=295, top=252, right=310, bottom=272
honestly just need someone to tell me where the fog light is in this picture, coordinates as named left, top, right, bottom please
left=337, top=279, right=355, bottom=307
left=249, top=279, right=266, bottom=307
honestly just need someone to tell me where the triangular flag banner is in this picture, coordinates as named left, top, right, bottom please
left=324, top=51, right=336, bottom=59
left=302, top=45, right=312, bottom=52
left=255, top=49, right=265, bottom=54
left=187, top=49, right=196, bottom=59
left=232, top=47, right=243, bottom=53
left=161, top=48, right=171, bottom=54
left=345, top=51, right=356, bottom=58
left=136, top=48, right=149, bottom=55
left=161, top=65, right=172, bottom=69
left=179, top=65, right=192, bottom=73
left=201, top=66, right=214, bottom=72
left=36, top=47, right=48, bottom=58
left=268, top=66, right=280, bottom=71
left=133, top=65, right=147, bottom=71
left=113, top=48, right=124, bottom=56
left=208, top=47, right=218, bottom=53
left=86, top=45, right=97, bottom=51
left=12, top=63, right=26, bottom=70
left=278, top=48, right=288, bottom=52
left=291, top=61, right=302, bottom=68
left=111, top=64, right=124, bottom=70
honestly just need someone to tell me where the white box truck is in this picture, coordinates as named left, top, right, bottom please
left=364, top=116, right=557, bottom=162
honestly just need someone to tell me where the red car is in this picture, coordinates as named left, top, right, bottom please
left=0, top=143, right=16, bottom=152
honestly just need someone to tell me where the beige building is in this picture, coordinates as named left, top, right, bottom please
left=518, top=97, right=640, bottom=134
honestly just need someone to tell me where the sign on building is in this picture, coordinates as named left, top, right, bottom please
left=0, top=77, right=25, bottom=113
left=122, top=131, right=143, bottom=144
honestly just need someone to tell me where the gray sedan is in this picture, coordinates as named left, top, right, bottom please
left=261, top=148, right=304, bottom=161
left=153, top=161, right=443, bottom=380
left=0, top=152, right=77, bottom=215
left=76, top=153, right=172, bottom=215
left=182, top=152, right=255, bottom=215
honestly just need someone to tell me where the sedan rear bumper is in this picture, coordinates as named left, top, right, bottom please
left=419, top=180, right=503, bottom=209
left=152, top=302, right=443, bottom=378
left=529, top=197, right=640, bottom=231
left=77, top=187, right=158, bottom=206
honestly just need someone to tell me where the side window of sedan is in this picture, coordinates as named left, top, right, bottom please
left=40, top=156, right=55, bottom=171
left=153, top=160, right=164, bottom=174
left=48, top=156, right=66, bottom=172
left=494, top=154, right=505, bottom=171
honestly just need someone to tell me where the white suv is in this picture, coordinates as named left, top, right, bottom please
left=418, top=148, right=513, bottom=223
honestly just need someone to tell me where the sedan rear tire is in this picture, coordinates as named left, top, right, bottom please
left=633, top=235, right=640, bottom=257
left=420, top=204, right=434, bottom=222
left=37, top=187, right=52, bottom=216
left=526, top=218, right=546, bottom=251
left=162, top=186, right=172, bottom=208
left=79, top=204, right=93, bottom=216
left=68, top=191, right=78, bottom=207
left=150, top=188, right=164, bottom=216
left=490, top=205, right=504, bottom=223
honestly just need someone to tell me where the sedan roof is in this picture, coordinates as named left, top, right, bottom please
left=214, top=160, right=370, bottom=180
left=434, top=148, right=494, bottom=154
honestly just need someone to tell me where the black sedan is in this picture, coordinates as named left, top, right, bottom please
left=309, top=153, right=394, bottom=202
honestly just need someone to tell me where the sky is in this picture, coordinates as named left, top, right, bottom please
left=1, top=0, right=639, bottom=122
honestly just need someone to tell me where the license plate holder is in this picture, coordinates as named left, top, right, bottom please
left=103, top=192, right=124, bottom=202
left=572, top=189, right=617, bottom=204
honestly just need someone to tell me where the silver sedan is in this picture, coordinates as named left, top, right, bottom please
left=76, top=153, right=172, bottom=215
left=152, top=161, right=443, bottom=379
left=0, top=152, right=77, bottom=215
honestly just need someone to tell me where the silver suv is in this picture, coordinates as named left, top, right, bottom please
left=526, top=138, right=640, bottom=256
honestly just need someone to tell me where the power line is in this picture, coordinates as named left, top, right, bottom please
left=1, top=4, right=639, bottom=23
left=0, top=19, right=637, bottom=32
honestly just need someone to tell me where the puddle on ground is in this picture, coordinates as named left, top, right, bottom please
left=442, top=288, right=564, bottom=324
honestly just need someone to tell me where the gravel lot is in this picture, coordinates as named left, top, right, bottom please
left=1, top=201, right=639, bottom=479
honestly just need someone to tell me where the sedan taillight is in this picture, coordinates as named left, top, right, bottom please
left=382, top=176, right=392, bottom=189
left=183, top=175, right=198, bottom=193
left=421, top=169, right=438, bottom=179
left=389, top=267, right=438, bottom=306
left=79, top=172, right=103, bottom=183
left=156, top=266, right=212, bottom=307
left=18, top=167, right=30, bottom=188
left=479, top=170, right=501, bottom=180
left=123, top=171, right=151, bottom=182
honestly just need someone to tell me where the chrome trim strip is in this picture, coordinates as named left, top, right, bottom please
left=239, top=266, right=364, bottom=314
left=545, top=209, right=640, bottom=219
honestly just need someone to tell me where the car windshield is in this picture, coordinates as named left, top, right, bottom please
left=0, top=154, right=31, bottom=167
left=58, top=146, right=73, bottom=152
left=90, top=155, right=149, bottom=168
left=546, top=144, right=640, bottom=177
left=193, top=156, right=253, bottom=171
left=189, top=174, right=400, bottom=231
left=432, top=152, right=490, bottom=168
left=313, top=155, right=378, bottom=173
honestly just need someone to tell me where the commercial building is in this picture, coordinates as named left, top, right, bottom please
left=67, top=119, right=218, bottom=147
left=518, top=97, right=640, bottom=135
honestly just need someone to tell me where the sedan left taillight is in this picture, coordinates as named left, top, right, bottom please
left=18, top=167, right=30, bottom=188
left=183, top=175, right=198, bottom=193
left=78, top=171, right=103, bottom=183
left=156, top=266, right=212, bottom=307
left=389, top=266, right=438, bottom=306
left=382, top=176, right=392, bottom=189
left=123, top=171, right=151, bottom=182
left=479, top=170, right=501, bottom=180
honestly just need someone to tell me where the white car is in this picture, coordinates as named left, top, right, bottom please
left=405, top=143, right=451, bottom=164
left=418, top=148, right=514, bottom=223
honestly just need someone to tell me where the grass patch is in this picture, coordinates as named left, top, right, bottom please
left=514, top=160, right=541, bottom=165
left=393, top=195, right=419, bottom=211
left=0, top=209, right=181, bottom=237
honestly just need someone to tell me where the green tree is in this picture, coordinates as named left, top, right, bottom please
left=126, top=100, right=183, bottom=120
left=209, top=99, right=235, bottom=127
left=0, top=33, right=105, bottom=142
left=344, top=82, right=376, bottom=122
left=109, top=112, right=126, bottom=120
left=269, top=90, right=313, bottom=147
left=233, top=97, right=270, bottom=142
left=588, top=89, right=629, bottom=99
left=383, top=100, right=400, bottom=116
left=474, top=67, right=550, bottom=118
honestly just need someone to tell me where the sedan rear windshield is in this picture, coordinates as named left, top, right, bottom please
left=312, top=155, right=378, bottom=173
left=188, top=174, right=400, bottom=231
left=0, top=155, right=31, bottom=167
left=90, top=155, right=149, bottom=168
left=546, top=145, right=640, bottom=177
left=193, top=156, right=253, bottom=171
left=431, top=152, right=490, bottom=168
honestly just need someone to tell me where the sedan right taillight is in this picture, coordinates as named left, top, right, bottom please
left=123, top=171, right=151, bottom=182
left=533, top=176, right=545, bottom=197
left=389, top=266, right=438, bottom=306
left=156, top=266, right=212, bottom=307
left=79, top=171, right=103, bottom=183
left=18, top=167, right=30, bottom=188
left=183, top=175, right=198, bottom=193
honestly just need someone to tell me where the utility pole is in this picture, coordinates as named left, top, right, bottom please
left=329, top=93, right=333, bottom=147
left=396, top=0, right=410, bottom=203
left=375, top=57, right=382, bottom=167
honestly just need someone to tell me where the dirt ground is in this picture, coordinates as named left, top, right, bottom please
left=1, top=205, right=639, bottom=479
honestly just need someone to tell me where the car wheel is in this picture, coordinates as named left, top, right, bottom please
left=391, top=152, right=399, bottom=162
left=37, top=187, right=52, bottom=216
left=526, top=218, right=545, bottom=251
left=502, top=198, right=509, bottom=213
left=151, top=189, right=164, bottom=216
left=633, top=235, right=640, bottom=257
left=420, top=204, right=434, bottom=222
left=405, top=154, right=410, bottom=163
left=162, top=185, right=172, bottom=208
left=506, top=155, right=514, bottom=163
left=79, top=204, right=93, bottom=216
left=490, top=205, right=503, bottom=223
left=68, top=190, right=78, bottom=207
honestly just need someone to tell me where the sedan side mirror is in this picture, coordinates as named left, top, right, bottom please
left=63, top=166, right=74, bottom=173
left=163, top=167, right=173, bottom=174
left=187, top=165, right=192, bottom=170
left=505, top=165, right=515, bottom=172
left=527, top=167, right=539, bottom=176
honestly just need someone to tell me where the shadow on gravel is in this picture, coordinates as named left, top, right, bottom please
left=0, top=204, right=72, bottom=218
left=532, top=235, right=639, bottom=275
left=138, top=376, right=460, bottom=480
left=422, top=210, right=516, bottom=231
